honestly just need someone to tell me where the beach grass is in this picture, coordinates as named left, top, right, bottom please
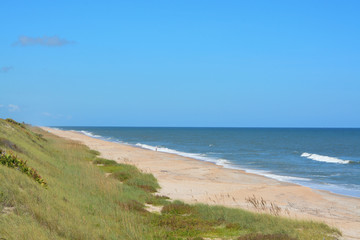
left=0, top=118, right=341, bottom=239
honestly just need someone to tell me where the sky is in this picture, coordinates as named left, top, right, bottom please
left=1, top=1, right=359, bottom=127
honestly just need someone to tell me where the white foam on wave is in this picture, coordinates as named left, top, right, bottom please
left=301, top=152, right=350, bottom=164
left=244, top=169, right=311, bottom=182
left=216, top=159, right=232, bottom=167
left=135, top=143, right=218, bottom=163
left=135, top=143, right=311, bottom=183
left=135, top=144, right=233, bottom=168
left=77, top=130, right=102, bottom=138
left=73, top=130, right=120, bottom=143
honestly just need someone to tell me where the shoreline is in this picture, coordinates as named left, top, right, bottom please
left=66, top=128, right=360, bottom=199
left=130, top=144, right=359, bottom=200
left=41, top=127, right=360, bottom=239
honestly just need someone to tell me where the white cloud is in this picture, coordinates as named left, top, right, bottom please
left=8, top=104, right=20, bottom=112
left=0, top=66, right=13, bottom=73
left=13, top=35, right=75, bottom=47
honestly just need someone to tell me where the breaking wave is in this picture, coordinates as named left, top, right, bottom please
left=77, top=130, right=102, bottom=138
left=135, top=143, right=221, bottom=164
left=135, top=143, right=310, bottom=183
left=301, top=152, right=350, bottom=164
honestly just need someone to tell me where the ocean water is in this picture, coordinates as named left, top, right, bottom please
left=57, top=127, right=360, bottom=198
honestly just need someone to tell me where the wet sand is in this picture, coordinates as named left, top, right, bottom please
left=41, top=127, right=360, bottom=239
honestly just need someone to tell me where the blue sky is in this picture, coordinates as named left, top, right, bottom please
left=1, top=1, right=359, bottom=127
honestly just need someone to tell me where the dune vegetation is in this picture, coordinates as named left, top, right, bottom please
left=0, top=118, right=341, bottom=239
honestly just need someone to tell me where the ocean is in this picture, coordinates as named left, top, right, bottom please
left=57, top=127, right=360, bottom=198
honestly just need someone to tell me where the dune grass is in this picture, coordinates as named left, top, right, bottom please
left=0, top=119, right=158, bottom=239
left=0, top=118, right=341, bottom=239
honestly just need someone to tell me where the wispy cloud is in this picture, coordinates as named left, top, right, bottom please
left=1, top=66, right=13, bottom=73
left=42, top=112, right=52, bottom=117
left=42, top=112, right=72, bottom=119
left=13, top=35, right=75, bottom=47
left=0, top=104, right=3, bottom=108
left=8, top=104, right=20, bottom=112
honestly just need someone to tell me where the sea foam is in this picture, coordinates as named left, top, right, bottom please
left=135, top=143, right=218, bottom=163
left=135, top=143, right=309, bottom=183
left=78, top=130, right=102, bottom=138
left=244, top=169, right=311, bottom=182
left=135, top=144, right=234, bottom=168
left=301, top=152, right=350, bottom=164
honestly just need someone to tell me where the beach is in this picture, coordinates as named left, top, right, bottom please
left=42, top=127, right=360, bottom=240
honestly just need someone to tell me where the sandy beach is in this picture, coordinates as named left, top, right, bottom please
left=42, top=127, right=360, bottom=240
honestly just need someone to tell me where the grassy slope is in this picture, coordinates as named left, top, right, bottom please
left=0, top=119, right=341, bottom=240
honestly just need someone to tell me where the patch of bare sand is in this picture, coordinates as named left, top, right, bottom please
left=41, top=127, right=360, bottom=239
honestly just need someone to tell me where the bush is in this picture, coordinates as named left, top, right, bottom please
left=0, top=149, right=47, bottom=187
left=162, top=201, right=194, bottom=215
left=5, top=118, right=25, bottom=128
left=92, top=158, right=117, bottom=165
left=88, top=149, right=100, bottom=156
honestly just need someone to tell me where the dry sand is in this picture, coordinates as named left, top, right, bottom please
left=41, top=127, right=360, bottom=239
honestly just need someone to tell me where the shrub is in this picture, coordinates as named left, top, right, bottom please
left=0, top=149, right=47, bottom=187
left=5, top=118, right=25, bottom=128
left=92, top=158, right=117, bottom=165
left=111, top=170, right=133, bottom=181
left=88, top=149, right=100, bottom=156
left=162, top=201, right=194, bottom=215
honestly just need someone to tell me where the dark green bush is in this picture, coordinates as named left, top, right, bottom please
left=111, top=171, right=133, bottom=181
left=5, top=118, right=25, bottom=128
left=92, top=158, right=117, bottom=165
left=0, top=149, right=47, bottom=187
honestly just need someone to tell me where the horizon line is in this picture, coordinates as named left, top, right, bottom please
left=47, top=125, right=360, bottom=129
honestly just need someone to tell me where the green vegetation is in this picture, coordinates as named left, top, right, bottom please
left=0, top=118, right=341, bottom=239
left=150, top=201, right=340, bottom=239
left=93, top=158, right=117, bottom=165
left=5, top=118, right=26, bottom=128
left=0, top=150, right=47, bottom=187
left=94, top=158, right=160, bottom=193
